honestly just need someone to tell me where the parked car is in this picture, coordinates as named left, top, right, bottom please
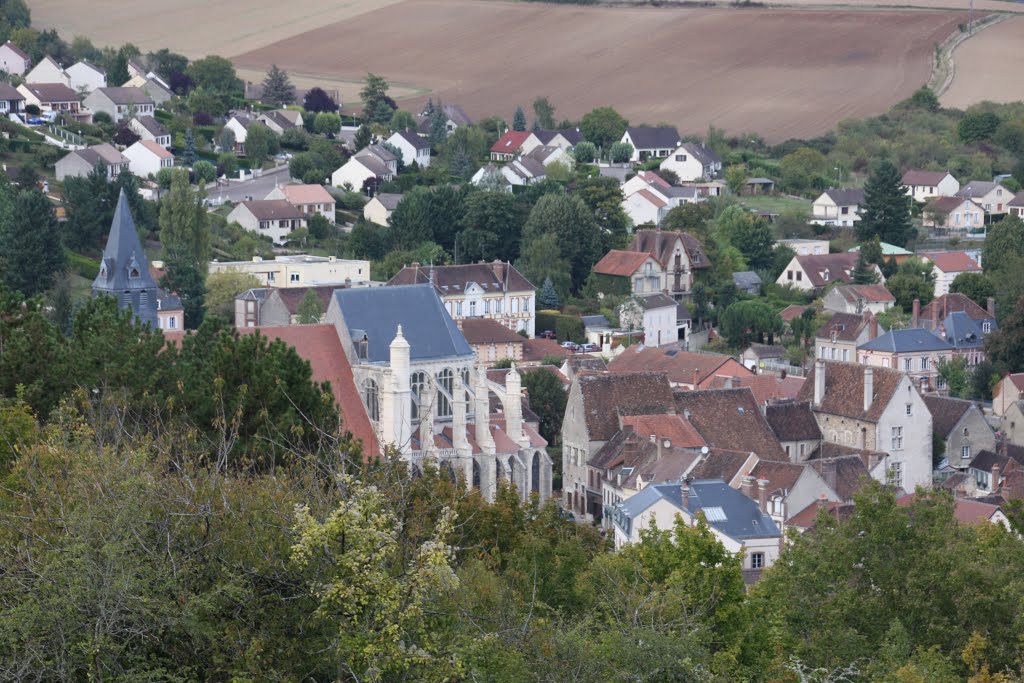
left=579, top=343, right=599, bottom=353
left=539, top=330, right=556, bottom=339
left=560, top=341, right=578, bottom=351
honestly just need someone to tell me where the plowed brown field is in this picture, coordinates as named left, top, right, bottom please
left=232, top=0, right=967, bottom=142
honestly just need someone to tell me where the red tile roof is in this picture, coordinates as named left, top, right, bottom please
left=236, top=325, right=379, bottom=457
left=609, top=347, right=752, bottom=387
left=577, top=372, right=675, bottom=441
left=521, top=337, right=569, bottom=363
left=919, top=293, right=991, bottom=323
left=629, top=229, right=709, bottom=270
left=897, top=493, right=1001, bottom=525
left=901, top=170, right=952, bottom=186
left=674, top=387, right=787, bottom=460
left=797, top=361, right=904, bottom=423
left=832, top=284, right=895, bottom=304
left=707, top=374, right=805, bottom=406
left=927, top=251, right=981, bottom=273
left=634, top=188, right=667, bottom=208
left=620, top=413, right=706, bottom=449
left=460, top=318, right=526, bottom=345
left=779, top=304, right=809, bottom=322
left=788, top=500, right=855, bottom=529
left=592, top=249, right=651, bottom=277
left=490, top=131, right=533, bottom=154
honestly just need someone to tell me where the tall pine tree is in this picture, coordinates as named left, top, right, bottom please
left=183, top=128, right=197, bottom=166
left=0, top=189, right=65, bottom=297
left=261, top=64, right=295, bottom=106
left=512, top=106, right=526, bottom=132
left=538, top=277, right=560, bottom=310
left=857, top=160, right=912, bottom=246
left=159, top=171, right=210, bottom=328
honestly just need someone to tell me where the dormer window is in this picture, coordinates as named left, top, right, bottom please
left=129, top=268, right=140, bottom=279
left=99, top=266, right=107, bottom=279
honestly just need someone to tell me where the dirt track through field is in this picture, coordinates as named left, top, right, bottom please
left=942, top=16, right=1024, bottom=108
left=231, top=0, right=966, bottom=142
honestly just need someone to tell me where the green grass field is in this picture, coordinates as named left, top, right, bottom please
left=739, top=195, right=812, bottom=216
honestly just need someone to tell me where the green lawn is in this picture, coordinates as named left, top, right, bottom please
left=738, top=195, right=811, bottom=216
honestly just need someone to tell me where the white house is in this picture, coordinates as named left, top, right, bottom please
left=811, top=188, right=865, bottom=227
left=659, top=142, right=722, bottom=181
left=620, top=126, right=681, bottom=162
left=83, top=86, right=154, bottom=123
left=800, top=360, right=933, bottom=493
left=621, top=171, right=703, bottom=227
left=635, top=293, right=678, bottom=347
left=123, top=139, right=174, bottom=177
left=926, top=251, right=982, bottom=297
left=500, top=157, right=547, bottom=187
left=956, top=181, right=1015, bottom=217
left=257, top=109, right=302, bottom=135
left=128, top=115, right=171, bottom=148
left=331, top=145, right=398, bottom=191
left=265, top=183, right=336, bottom=223
left=489, top=131, right=542, bottom=161
left=55, top=143, right=129, bottom=181
left=363, top=192, right=403, bottom=226
left=386, top=129, right=431, bottom=168
left=610, top=480, right=782, bottom=572
left=776, top=253, right=880, bottom=292
left=523, top=144, right=573, bottom=169
left=0, top=41, right=30, bottom=76
left=901, top=169, right=959, bottom=203
left=65, top=61, right=107, bottom=94
left=24, top=56, right=68, bottom=85
left=470, top=164, right=513, bottom=192
left=223, top=114, right=252, bottom=155
left=921, top=196, right=985, bottom=231
left=226, top=200, right=307, bottom=245
left=623, top=188, right=669, bottom=226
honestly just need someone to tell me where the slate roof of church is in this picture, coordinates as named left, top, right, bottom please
left=93, top=190, right=156, bottom=292
left=333, top=284, right=474, bottom=363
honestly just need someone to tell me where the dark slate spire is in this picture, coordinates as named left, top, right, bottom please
left=92, top=189, right=158, bottom=327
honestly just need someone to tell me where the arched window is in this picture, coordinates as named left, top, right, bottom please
left=472, top=460, right=481, bottom=488
left=410, top=371, right=428, bottom=422
left=441, top=461, right=457, bottom=484
left=364, top=378, right=380, bottom=422
left=531, top=452, right=540, bottom=492
left=436, top=368, right=454, bottom=418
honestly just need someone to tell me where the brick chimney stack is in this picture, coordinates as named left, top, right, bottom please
left=741, top=474, right=756, bottom=499
left=988, top=296, right=996, bottom=319
left=757, top=478, right=769, bottom=512
left=992, top=464, right=1001, bottom=493
left=869, top=313, right=878, bottom=340
left=931, top=298, right=939, bottom=330
left=912, top=298, right=920, bottom=328
left=864, top=366, right=874, bottom=412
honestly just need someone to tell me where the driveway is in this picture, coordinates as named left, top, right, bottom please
left=207, top=164, right=292, bottom=205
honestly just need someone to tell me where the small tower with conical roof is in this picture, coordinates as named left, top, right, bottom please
left=92, top=189, right=158, bottom=328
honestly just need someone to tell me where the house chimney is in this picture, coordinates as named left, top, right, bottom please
left=912, top=298, right=920, bottom=328
left=864, top=366, right=874, bottom=412
left=656, top=435, right=662, bottom=461
left=741, top=475, right=756, bottom=499
left=821, top=460, right=837, bottom=492
left=813, top=358, right=826, bottom=408
left=992, top=464, right=1001, bottom=493
left=931, top=299, right=939, bottom=330
left=988, top=296, right=996, bottom=319
left=757, top=478, right=769, bottom=512
left=681, top=484, right=690, bottom=510
left=692, top=368, right=700, bottom=388
left=868, top=313, right=878, bottom=340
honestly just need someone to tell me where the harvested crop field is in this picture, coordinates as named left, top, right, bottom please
left=233, top=0, right=967, bottom=142
left=942, top=16, right=1024, bottom=109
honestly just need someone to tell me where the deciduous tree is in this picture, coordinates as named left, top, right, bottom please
left=532, top=96, right=556, bottom=130
left=303, top=86, right=338, bottom=113
left=580, top=106, right=628, bottom=151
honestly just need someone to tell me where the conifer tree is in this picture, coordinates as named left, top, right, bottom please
left=261, top=64, right=295, bottom=106
left=857, top=160, right=912, bottom=246
left=183, top=128, right=196, bottom=166
left=512, top=106, right=526, bottom=132
left=0, top=189, right=65, bottom=297
left=538, top=277, right=560, bottom=310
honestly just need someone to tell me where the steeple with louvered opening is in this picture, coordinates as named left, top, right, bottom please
left=92, top=189, right=158, bottom=327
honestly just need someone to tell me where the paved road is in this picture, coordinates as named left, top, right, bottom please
left=207, top=164, right=292, bottom=205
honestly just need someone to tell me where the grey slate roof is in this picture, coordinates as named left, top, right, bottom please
left=624, top=126, right=681, bottom=150
left=582, top=314, right=612, bottom=329
left=374, top=192, right=403, bottom=210
left=637, top=293, right=677, bottom=310
left=858, top=328, right=953, bottom=353
left=0, top=82, right=24, bottom=101
left=393, top=128, right=430, bottom=150
left=938, top=311, right=989, bottom=350
left=617, top=480, right=780, bottom=541
left=132, top=115, right=167, bottom=137
left=957, top=181, right=999, bottom=198
left=95, top=86, right=153, bottom=105
left=333, top=284, right=473, bottom=363
left=680, top=142, right=721, bottom=166
left=822, top=188, right=865, bottom=205
left=732, top=271, right=762, bottom=289
left=93, top=190, right=157, bottom=293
